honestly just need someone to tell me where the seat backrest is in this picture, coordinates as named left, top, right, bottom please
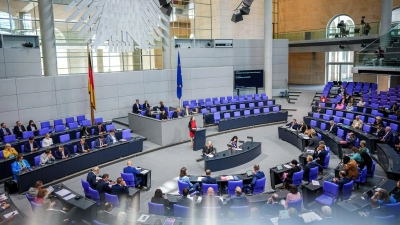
left=201, top=108, right=208, bottom=114
left=88, top=187, right=100, bottom=205
left=368, top=117, right=375, bottom=124
left=253, top=177, right=266, bottom=194
left=122, top=129, right=131, bottom=139
left=105, top=193, right=119, bottom=207
left=174, top=204, right=190, bottom=218
left=38, top=128, right=49, bottom=136
left=230, top=105, right=236, bottom=110
left=227, top=180, right=243, bottom=196
left=59, top=134, right=70, bottom=143
left=336, top=111, right=343, bottom=117
left=362, top=124, right=371, bottom=133
left=221, top=106, right=227, bottom=111
left=324, top=153, right=330, bottom=168
left=121, top=173, right=135, bottom=186
left=267, top=101, right=273, bottom=106
left=30, top=201, right=43, bottom=214
left=333, top=117, right=341, bottom=123
left=77, top=115, right=86, bottom=122
left=254, top=108, right=260, bottom=114
left=389, top=115, right=398, bottom=120
left=310, top=120, right=317, bottom=127
left=34, top=156, right=40, bottom=165
left=342, top=180, right=354, bottom=200
left=386, top=202, right=400, bottom=218
left=390, top=123, right=398, bottom=132
left=326, top=109, right=333, bottom=115
left=343, top=118, right=351, bottom=126
left=337, top=129, right=344, bottom=137
left=22, top=131, right=34, bottom=139
left=323, top=115, right=330, bottom=121
left=234, top=111, right=241, bottom=117
left=308, top=167, right=318, bottom=181
left=258, top=102, right=264, bottom=107
left=26, top=193, right=35, bottom=202
left=40, top=121, right=51, bottom=129
left=81, top=120, right=91, bottom=126
left=273, top=107, right=279, bottom=112
left=168, top=111, right=174, bottom=119
left=323, top=181, right=339, bottom=197
left=239, top=104, right=245, bottom=109
left=68, top=122, right=78, bottom=129
left=287, top=198, right=302, bottom=212
left=313, top=113, right=320, bottom=118
left=210, top=107, right=217, bottom=113
left=263, top=107, right=270, bottom=113
left=55, top=125, right=65, bottom=132
left=346, top=113, right=354, bottom=119
left=65, top=117, right=74, bottom=124
left=249, top=103, right=255, bottom=108
left=292, top=170, right=304, bottom=186
left=202, top=184, right=218, bottom=195
left=214, top=112, right=220, bottom=121
left=177, top=180, right=190, bottom=195
left=0, top=151, right=3, bottom=159
left=244, top=110, right=250, bottom=116
left=224, top=113, right=230, bottom=119
left=94, top=118, right=103, bottom=124
left=320, top=123, right=327, bottom=130
left=106, top=124, right=115, bottom=132
left=53, top=119, right=63, bottom=126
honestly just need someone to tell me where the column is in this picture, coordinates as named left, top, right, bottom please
left=379, top=0, right=393, bottom=47
left=162, top=19, right=171, bottom=69
left=377, top=75, right=389, bottom=92
left=264, top=0, right=273, bottom=97
left=38, top=0, right=58, bottom=76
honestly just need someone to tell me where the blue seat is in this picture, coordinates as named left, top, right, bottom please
left=308, top=167, right=318, bottom=182
left=239, top=104, right=245, bottom=109
left=326, top=110, right=333, bottom=115
left=177, top=180, right=189, bottom=195
left=320, top=123, right=327, bottom=130
left=22, top=131, right=34, bottom=139
left=323, top=115, right=330, bottom=121
left=77, top=115, right=86, bottom=124
left=273, top=107, right=279, bottom=112
left=336, top=111, right=344, bottom=117
left=386, top=202, right=400, bottom=219
left=106, top=124, right=115, bottom=132
left=287, top=198, right=302, bottom=212
left=333, top=117, right=341, bottom=123
left=94, top=117, right=103, bottom=124
left=346, top=113, right=354, bottom=119
left=30, top=201, right=43, bottom=214
left=122, top=129, right=131, bottom=140
left=26, top=193, right=35, bottom=202
left=323, top=153, right=330, bottom=168
left=210, top=107, right=217, bottom=113
left=254, top=108, right=260, bottom=114
left=267, top=101, right=273, bottom=106
left=367, top=161, right=376, bottom=177
left=201, top=108, right=208, bottom=115
left=389, top=115, right=398, bottom=120
left=81, top=120, right=91, bottom=126
left=81, top=179, right=90, bottom=197
left=105, top=193, right=119, bottom=207
left=230, top=206, right=249, bottom=218
left=253, top=177, right=266, bottom=194
left=372, top=215, right=395, bottom=225
left=258, top=102, right=264, bottom=107
left=65, top=117, right=74, bottom=125
left=313, top=113, right=320, bottom=118
left=3, top=135, right=16, bottom=143
left=214, top=112, right=221, bottom=124
left=68, top=122, right=79, bottom=129
left=148, top=202, right=165, bottom=216
left=55, top=125, right=65, bottom=132
left=315, top=181, right=339, bottom=206
left=390, top=123, right=398, bottom=132
left=230, top=105, right=236, bottom=110
left=310, top=120, right=317, bottom=127
left=343, top=118, right=351, bottom=126
left=59, top=134, right=70, bottom=143
left=249, top=103, right=255, bottom=108
left=244, top=110, right=250, bottom=116
left=53, top=119, right=63, bottom=127
left=263, top=107, right=270, bottom=113
left=292, top=170, right=304, bottom=186
left=342, top=180, right=354, bottom=200
left=355, top=166, right=367, bottom=189
left=234, top=111, right=241, bottom=117
left=337, top=129, right=344, bottom=138
left=38, top=128, right=49, bottom=136
left=174, top=204, right=190, bottom=217
left=368, top=117, right=376, bottom=124
left=202, top=184, right=218, bottom=195
left=226, top=180, right=243, bottom=196
left=40, top=121, right=51, bottom=129
left=183, top=100, right=189, bottom=107
left=220, top=106, right=227, bottom=111
left=224, top=113, right=230, bottom=119
left=121, top=173, right=141, bottom=187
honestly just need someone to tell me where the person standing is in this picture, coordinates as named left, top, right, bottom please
left=188, top=116, right=197, bottom=147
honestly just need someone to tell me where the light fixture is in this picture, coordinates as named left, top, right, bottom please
left=231, top=0, right=254, bottom=23
left=242, top=0, right=254, bottom=7
left=240, top=6, right=250, bottom=15
left=231, top=11, right=243, bottom=23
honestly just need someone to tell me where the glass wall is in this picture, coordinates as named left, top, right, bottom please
left=0, top=0, right=211, bottom=75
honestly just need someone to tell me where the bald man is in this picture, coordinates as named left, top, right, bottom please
left=123, top=161, right=142, bottom=186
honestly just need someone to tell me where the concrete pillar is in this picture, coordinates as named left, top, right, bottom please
left=377, top=75, right=390, bottom=92
left=264, top=0, right=273, bottom=97
left=96, top=49, right=104, bottom=73
left=379, top=0, right=393, bottom=47
left=162, top=19, right=171, bottom=69
left=38, top=0, right=58, bottom=76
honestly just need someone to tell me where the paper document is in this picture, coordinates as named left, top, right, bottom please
left=269, top=217, right=279, bottom=225
left=226, top=176, right=234, bottom=180
left=46, top=186, right=54, bottom=194
left=197, top=177, right=204, bottom=181
left=283, top=165, right=291, bottom=169
left=63, top=194, right=76, bottom=200
left=300, top=212, right=322, bottom=223
left=0, top=194, right=8, bottom=200
left=236, top=148, right=242, bottom=151
left=312, top=180, right=320, bottom=186
left=140, top=170, right=149, bottom=174
left=206, top=154, right=214, bottom=157
left=3, top=210, right=18, bottom=219
left=137, top=214, right=150, bottom=222
left=55, top=189, right=71, bottom=197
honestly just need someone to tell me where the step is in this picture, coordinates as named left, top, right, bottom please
left=289, top=94, right=300, bottom=97
left=288, top=91, right=302, bottom=94
left=282, top=108, right=297, bottom=111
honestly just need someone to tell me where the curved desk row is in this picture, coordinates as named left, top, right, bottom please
left=218, top=111, right=288, bottom=132
left=278, top=127, right=310, bottom=151
left=376, top=144, right=400, bottom=181
left=204, top=142, right=262, bottom=172
left=17, top=138, right=143, bottom=193
left=205, top=99, right=276, bottom=112
left=0, top=192, right=29, bottom=225
left=187, top=174, right=252, bottom=195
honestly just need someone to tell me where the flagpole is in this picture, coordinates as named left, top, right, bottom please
left=87, top=43, right=95, bottom=124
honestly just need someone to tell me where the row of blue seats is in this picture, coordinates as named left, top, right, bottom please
left=40, top=115, right=104, bottom=130
left=213, top=107, right=281, bottom=124
left=319, top=102, right=399, bottom=118
left=183, top=94, right=269, bottom=108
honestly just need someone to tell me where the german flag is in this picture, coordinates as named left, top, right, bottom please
left=88, top=49, right=96, bottom=110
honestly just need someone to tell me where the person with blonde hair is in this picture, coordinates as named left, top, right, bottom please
left=3, top=143, right=18, bottom=159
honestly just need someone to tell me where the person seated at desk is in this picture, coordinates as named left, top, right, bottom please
left=228, top=136, right=240, bottom=150
left=378, top=106, right=389, bottom=118
left=94, top=122, right=107, bottom=135
left=359, top=144, right=372, bottom=170
left=337, top=85, right=345, bottom=96
left=123, top=160, right=142, bottom=187
left=159, top=101, right=165, bottom=112
left=316, top=105, right=325, bottom=114
left=304, top=125, right=312, bottom=137
left=245, top=164, right=265, bottom=193
left=201, top=187, right=222, bottom=207
left=286, top=119, right=299, bottom=130
left=226, top=187, right=248, bottom=207
left=172, top=108, right=180, bottom=119
left=177, top=188, right=193, bottom=208
left=313, top=144, right=328, bottom=170
left=374, top=124, right=385, bottom=137
left=111, top=177, right=129, bottom=196
left=77, top=138, right=91, bottom=153
left=372, top=116, right=384, bottom=127
left=95, top=135, right=108, bottom=148
left=34, top=188, right=48, bottom=204
left=40, top=149, right=55, bottom=165
left=54, top=145, right=70, bottom=159
left=151, top=189, right=170, bottom=211
left=179, top=167, right=201, bottom=193
left=42, top=199, right=77, bottom=224
left=42, top=133, right=53, bottom=147
left=3, top=143, right=18, bottom=159
left=13, top=121, right=26, bottom=138
left=342, top=156, right=358, bottom=180
left=390, top=102, right=399, bottom=111
left=278, top=208, right=305, bottom=225
left=346, top=103, right=354, bottom=111
left=380, top=126, right=392, bottom=144
left=372, top=189, right=396, bottom=206
left=27, top=120, right=38, bottom=136
left=132, top=99, right=142, bottom=114
left=283, top=185, right=301, bottom=209
left=11, top=154, right=31, bottom=180
left=330, top=171, right=352, bottom=189
left=393, top=179, right=400, bottom=202
left=105, top=129, right=119, bottom=145
left=297, top=121, right=306, bottom=133
left=342, top=132, right=356, bottom=148
left=97, top=202, right=127, bottom=225
left=80, top=126, right=90, bottom=138
left=182, top=105, right=192, bottom=117
left=335, top=102, right=344, bottom=110
left=87, top=167, right=100, bottom=189
left=359, top=199, right=390, bottom=222
left=351, top=116, right=363, bottom=129
left=357, top=99, right=366, bottom=107
left=201, top=169, right=217, bottom=184
left=327, top=120, right=338, bottom=135
left=281, top=160, right=301, bottom=190
left=345, top=147, right=362, bottom=164
left=188, top=117, right=197, bottom=147
left=261, top=193, right=284, bottom=216
left=308, top=131, right=320, bottom=149
left=143, top=100, right=150, bottom=109
left=145, top=107, right=155, bottom=118
left=96, top=174, right=114, bottom=199
left=202, top=141, right=215, bottom=157
left=25, top=136, right=39, bottom=152
left=0, top=123, right=12, bottom=141
left=159, top=109, right=168, bottom=121
left=28, top=181, right=47, bottom=198
left=303, top=155, right=322, bottom=181
left=320, top=95, right=327, bottom=103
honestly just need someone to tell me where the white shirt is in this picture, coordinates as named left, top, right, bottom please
left=30, top=143, right=33, bottom=151
left=42, top=138, right=53, bottom=147
left=111, top=135, right=117, bottom=143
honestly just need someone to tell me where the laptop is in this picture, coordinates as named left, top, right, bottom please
left=276, top=165, right=283, bottom=170
left=279, top=210, right=290, bottom=219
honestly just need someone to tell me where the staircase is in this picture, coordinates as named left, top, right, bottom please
left=287, top=91, right=301, bottom=104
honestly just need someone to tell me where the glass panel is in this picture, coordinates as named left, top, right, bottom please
left=340, top=65, right=353, bottom=82
left=327, top=65, right=340, bottom=82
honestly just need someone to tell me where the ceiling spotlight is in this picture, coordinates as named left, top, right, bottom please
left=159, top=0, right=172, bottom=16
left=339, top=45, right=345, bottom=49
left=242, top=0, right=254, bottom=7
left=240, top=6, right=250, bottom=15
left=231, top=11, right=243, bottom=23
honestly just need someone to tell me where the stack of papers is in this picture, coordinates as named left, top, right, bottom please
left=63, top=194, right=76, bottom=200
left=300, top=212, right=322, bottom=223
left=283, top=165, right=291, bottom=169
left=46, top=186, right=54, bottom=194
left=221, top=176, right=234, bottom=181
left=0, top=194, right=8, bottom=200
left=55, top=189, right=71, bottom=197
left=312, top=180, right=320, bottom=186
left=137, top=214, right=150, bottom=222
left=140, top=170, right=149, bottom=174
left=3, top=210, right=18, bottom=218
left=197, top=177, right=204, bottom=181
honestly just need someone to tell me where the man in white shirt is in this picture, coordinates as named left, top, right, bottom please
left=105, top=130, right=118, bottom=145
left=182, top=105, right=192, bottom=117
left=132, top=99, right=141, bottom=114
left=351, top=116, right=363, bottom=129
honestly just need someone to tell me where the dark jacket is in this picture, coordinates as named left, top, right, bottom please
left=303, top=161, right=322, bottom=181
left=13, top=125, right=26, bottom=138
left=26, top=124, right=38, bottom=133
left=54, top=149, right=70, bottom=159
left=145, top=109, right=153, bottom=118
left=172, top=111, right=179, bottom=119
left=201, top=176, right=217, bottom=184
left=77, top=142, right=90, bottom=153
left=226, top=195, right=248, bottom=207
left=96, top=179, right=112, bottom=198
left=111, top=184, right=129, bottom=196
left=381, top=131, right=392, bottom=144
left=143, top=103, right=150, bottom=109
left=336, top=177, right=352, bottom=188
left=251, top=171, right=265, bottom=187
left=159, top=112, right=168, bottom=120
left=97, top=210, right=115, bottom=225
left=308, top=136, right=320, bottom=149
left=87, top=171, right=97, bottom=189
left=202, top=145, right=215, bottom=155
left=159, top=104, right=165, bottom=112
left=151, top=196, right=169, bottom=209
left=315, top=150, right=328, bottom=167
left=132, top=103, right=141, bottom=114
left=329, top=124, right=338, bottom=135
left=24, top=141, right=40, bottom=152
left=345, top=137, right=356, bottom=148
left=95, top=138, right=108, bottom=148
left=298, top=125, right=306, bottom=133
left=261, top=202, right=284, bottom=216
left=286, top=122, right=299, bottom=130
left=375, top=128, right=385, bottom=138
left=94, top=125, right=106, bottom=135
left=177, top=196, right=193, bottom=207
left=0, top=127, right=11, bottom=140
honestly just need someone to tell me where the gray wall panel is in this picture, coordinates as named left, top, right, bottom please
left=55, top=75, right=87, bottom=90
left=96, top=85, right=119, bottom=100
left=18, top=106, right=58, bottom=125
left=5, top=62, right=42, bottom=77
left=17, top=92, right=57, bottom=110
left=117, top=83, right=145, bottom=97
left=0, top=64, right=5, bottom=78
left=117, top=71, right=144, bottom=84
left=94, top=72, right=119, bottom=87
left=0, top=111, right=19, bottom=128
left=16, top=77, right=55, bottom=94
left=95, top=97, right=119, bottom=112
left=0, top=95, right=18, bottom=113
left=0, top=79, right=16, bottom=96
left=56, top=101, right=90, bottom=118
left=94, top=109, right=120, bottom=121
left=3, top=49, right=41, bottom=63
left=56, top=88, right=88, bottom=104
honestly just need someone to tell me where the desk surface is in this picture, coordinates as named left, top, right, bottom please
left=0, top=193, right=29, bottom=225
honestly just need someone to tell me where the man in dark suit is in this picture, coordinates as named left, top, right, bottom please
left=308, top=132, right=320, bottom=149
left=94, top=122, right=106, bottom=135
left=248, top=164, right=265, bottom=193
left=201, top=170, right=217, bottom=184
left=13, top=121, right=26, bottom=138
left=111, top=177, right=129, bottom=196
left=159, top=109, right=168, bottom=121
left=286, top=119, right=299, bottom=130
left=331, top=171, right=352, bottom=189
left=303, top=155, right=323, bottom=181
left=42, top=199, right=77, bottom=224
left=77, top=138, right=90, bottom=153
left=314, top=144, right=328, bottom=170
left=54, top=145, right=70, bottom=159
left=380, top=126, right=392, bottom=144
left=97, top=202, right=115, bottom=225
left=95, top=135, right=108, bottom=148
left=0, top=123, right=12, bottom=141
left=182, top=105, right=192, bottom=117
left=123, top=161, right=142, bottom=186
left=344, top=132, right=356, bottom=148
left=132, top=99, right=142, bottom=114
left=87, top=167, right=100, bottom=189
left=24, top=137, right=39, bottom=152
left=176, top=188, right=193, bottom=207
left=96, top=174, right=113, bottom=199
left=145, top=107, right=155, bottom=118
left=282, top=160, right=301, bottom=189
left=374, top=124, right=385, bottom=138
left=226, top=187, right=248, bottom=207
left=328, top=120, right=338, bottom=135
left=261, top=193, right=284, bottom=216
left=105, top=130, right=118, bottom=145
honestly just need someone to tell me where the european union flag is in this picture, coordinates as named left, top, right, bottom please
left=177, top=51, right=183, bottom=99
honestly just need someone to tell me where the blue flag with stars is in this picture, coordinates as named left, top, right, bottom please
left=177, top=51, right=183, bottom=99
